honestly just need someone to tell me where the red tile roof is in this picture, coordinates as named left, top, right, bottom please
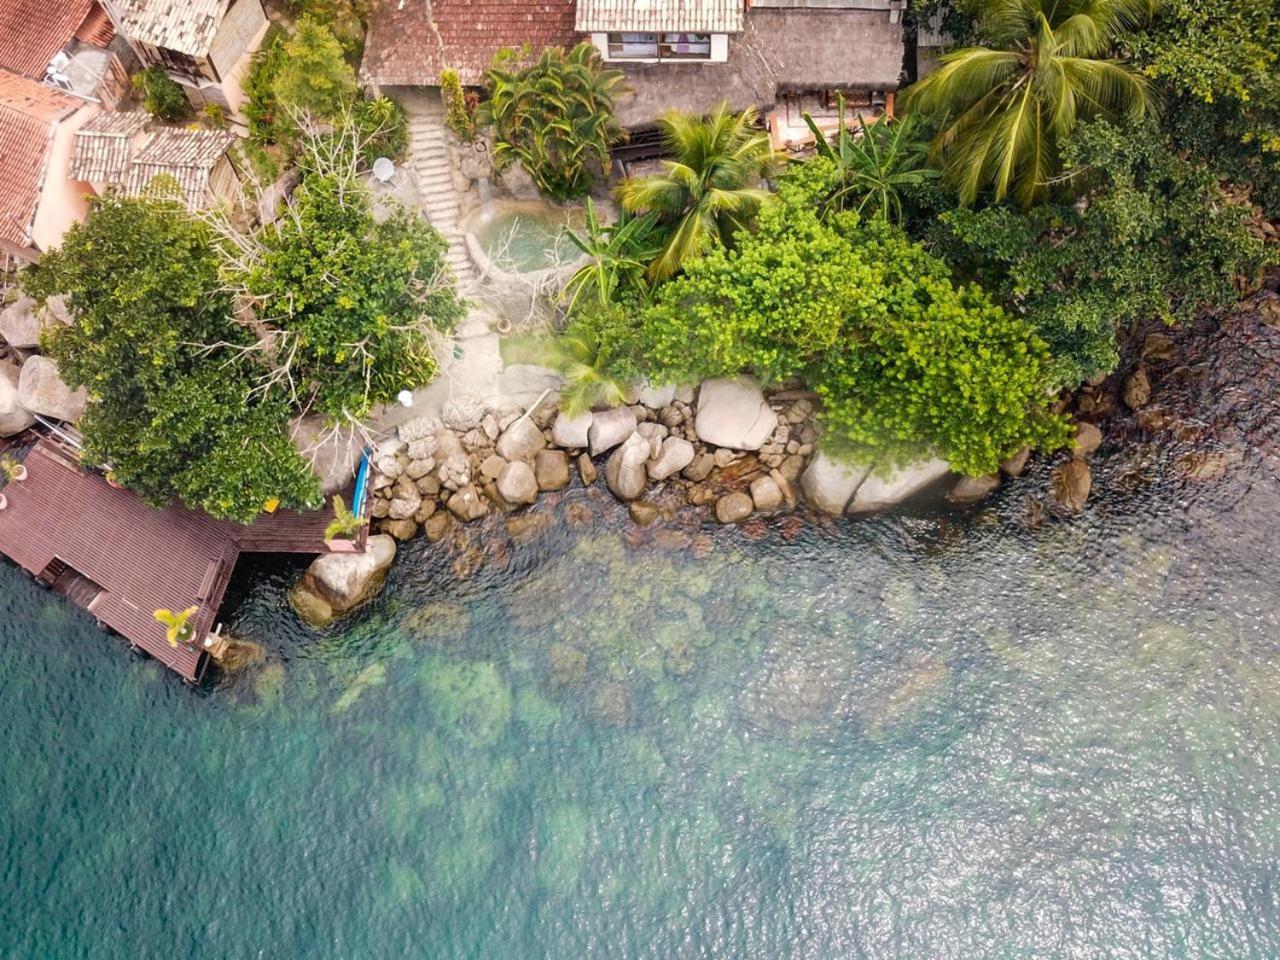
left=0, top=70, right=82, bottom=247
left=362, top=0, right=579, bottom=87
left=74, top=2, right=116, bottom=47
left=0, top=0, right=100, bottom=79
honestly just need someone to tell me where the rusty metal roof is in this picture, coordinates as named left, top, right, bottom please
left=575, top=0, right=744, bottom=33
left=0, top=437, right=352, bottom=683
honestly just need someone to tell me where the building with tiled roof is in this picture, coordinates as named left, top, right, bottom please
left=68, top=110, right=149, bottom=183
left=362, top=0, right=905, bottom=136
left=362, top=0, right=580, bottom=88
left=123, top=127, right=240, bottom=211
left=0, top=70, right=99, bottom=258
left=101, top=0, right=269, bottom=119
left=0, top=0, right=129, bottom=106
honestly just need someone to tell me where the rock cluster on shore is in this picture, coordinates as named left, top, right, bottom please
left=360, top=377, right=980, bottom=545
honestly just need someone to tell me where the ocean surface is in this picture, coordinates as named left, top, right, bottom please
left=3, top=420, right=1278, bottom=960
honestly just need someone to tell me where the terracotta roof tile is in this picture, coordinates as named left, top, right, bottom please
left=0, top=70, right=82, bottom=247
left=576, top=0, right=744, bottom=33
left=112, top=0, right=229, bottom=57
left=362, top=0, right=579, bottom=87
left=69, top=110, right=149, bottom=182
left=0, top=0, right=98, bottom=78
left=74, top=3, right=117, bottom=47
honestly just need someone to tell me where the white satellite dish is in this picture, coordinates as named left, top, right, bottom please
left=372, top=157, right=396, bottom=183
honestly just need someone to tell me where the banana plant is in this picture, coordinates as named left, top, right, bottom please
left=0, top=455, right=27, bottom=482
left=561, top=199, right=660, bottom=313
left=154, top=606, right=199, bottom=647
left=803, top=97, right=938, bottom=224
left=542, top=319, right=629, bottom=416
left=324, top=494, right=367, bottom=542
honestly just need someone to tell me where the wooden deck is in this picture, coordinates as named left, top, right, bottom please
left=0, top=436, right=362, bottom=683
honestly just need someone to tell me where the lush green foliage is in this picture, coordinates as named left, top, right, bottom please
left=561, top=200, right=661, bottom=312
left=24, top=196, right=321, bottom=522
left=440, top=69, right=476, bottom=140
left=324, top=494, right=367, bottom=541
left=132, top=67, right=189, bottom=122
left=286, top=0, right=368, bottom=60
left=600, top=175, right=1069, bottom=474
left=904, top=0, right=1155, bottom=207
left=542, top=316, right=632, bottom=416
left=272, top=17, right=357, bottom=119
left=351, top=95, right=408, bottom=165
left=233, top=166, right=465, bottom=421
left=924, top=119, right=1273, bottom=386
left=802, top=105, right=938, bottom=223
left=616, top=103, right=777, bottom=281
left=479, top=43, right=627, bottom=201
left=1132, top=0, right=1280, bottom=216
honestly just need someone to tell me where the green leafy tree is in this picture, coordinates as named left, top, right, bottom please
left=608, top=175, right=1068, bottom=474
left=1132, top=0, right=1280, bottom=216
left=132, top=67, right=189, bottom=122
left=903, top=0, right=1156, bottom=207
left=561, top=200, right=661, bottom=313
left=616, top=102, right=777, bottom=281
left=272, top=16, right=357, bottom=118
left=926, top=119, right=1274, bottom=386
left=226, top=140, right=465, bottom=423
left=802, top=102, right=939, bottom=223
left=478, top=42, right=627, bottom=201
left=24, top=195, right=321, bottom=522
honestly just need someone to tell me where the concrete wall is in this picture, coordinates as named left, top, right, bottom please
left=31, top=104, right=102, bottom=253
left=210, top=0, right=268, bottom=80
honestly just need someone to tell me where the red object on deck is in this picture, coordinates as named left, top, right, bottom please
left=0, top=437, right=359, bottom=683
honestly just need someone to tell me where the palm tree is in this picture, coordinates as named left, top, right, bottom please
left=324, top=494, right=366, bottom=542
left=561, top=199, right=661, bottom=312
left=615, top=102, right=777, bottom=281
left=803, top=101, right=939, bottom=223
left=902, top=0, right=1156, bottom=207
left=542, top=319, right=630, bottom=416
left=154, top=606, right=199, bottom=647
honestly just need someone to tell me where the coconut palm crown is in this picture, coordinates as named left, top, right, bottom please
left=903, top=0, right=1157, bottom=207
left=615, top=102, right=777, bottom=281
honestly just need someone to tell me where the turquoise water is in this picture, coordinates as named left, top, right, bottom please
left=475, top=208, right=581, bottom=273
left=3, top=436, right=1280, bottom=957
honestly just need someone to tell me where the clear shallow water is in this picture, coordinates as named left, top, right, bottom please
left=473, top=206, right=582, bottom=272
left=3, top=439, right=1280, bottom=958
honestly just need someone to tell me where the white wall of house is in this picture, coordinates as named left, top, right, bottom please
left=590, top=31, right=730, bottom=63
left=31, top=104, right=102, bottom=252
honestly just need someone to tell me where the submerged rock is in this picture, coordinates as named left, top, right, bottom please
left=1123, top=367, right=1151, bottom=410
left=694, top=378, right=776, bottom=451
left=715, top=492, right=753, bottom=524
left=947, top=473, right=1001, bottom=505
left=1073, top=422, right=1103, bottom=457
left=1049, top=458, right=1092, bottom=513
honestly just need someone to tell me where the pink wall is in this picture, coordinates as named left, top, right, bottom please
left=31, top=103, right=102, bottom=252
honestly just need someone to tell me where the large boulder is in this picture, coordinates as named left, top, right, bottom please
left=495, top=416, right=546, bottom=461
left=848, top=459, right=951, bottom=514
left=533, top=449, right=571, bottom=490
left=694, top=378, right=776, bottom=451
left=604, top=431, right=649, bottom=501
left=551, top=410, right=593, bottom=449
left=799, top=452, right=870, bottom=515
left=0, top=361, right=34, bottom=437
left=588, top=406, right=637, bottom=456
left=497, top=460, right=539, bottom=506
left=636, top=381, right=676, bottom=408
left=647, top=436, right=695, bottom=481
left=17, top=356, right=87, bottom=423
left=290, top=534, right=397, bottom=626
left=0, top=296, right=41, bottom=349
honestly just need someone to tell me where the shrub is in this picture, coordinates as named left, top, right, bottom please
left=351, top=95, right=408, bottom=166
left=606, top=174, right=1069, bottom=474
left=440, top=68, right=475, bottom=140
left=478, top=42, right=627, bottom=201
left=244, top=31, right=289, bottom=145
left=132, top=67, right=189, bottom=122
left=271, top=16, right=357, bottom=119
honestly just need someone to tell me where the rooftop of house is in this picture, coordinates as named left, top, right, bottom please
left=362, top=0, right=580, bottom=88
left=123, top=127, right=238, bottom=210
left=615, top=7, right=904, bottom=127
left=111, top=0, right=229, bottom=57
left=0, top=70, right=85, bottom=248
left=68, top=109, right=149, bottom=182
left=575, top=0, right=744, bottom=33
left=0, top=0, right=112, bottom=79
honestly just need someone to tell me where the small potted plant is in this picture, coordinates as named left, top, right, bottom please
left=324, top=495, right=367, bottom=552
left=0, top=454, right=27, bottom=483
left=153, top=605, right=199, bottom=647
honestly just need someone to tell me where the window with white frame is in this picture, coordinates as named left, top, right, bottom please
left=606, top=32, right=714, bottom=61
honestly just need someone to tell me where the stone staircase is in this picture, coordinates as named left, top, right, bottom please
left=405, top=93, right=476, bottom=288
